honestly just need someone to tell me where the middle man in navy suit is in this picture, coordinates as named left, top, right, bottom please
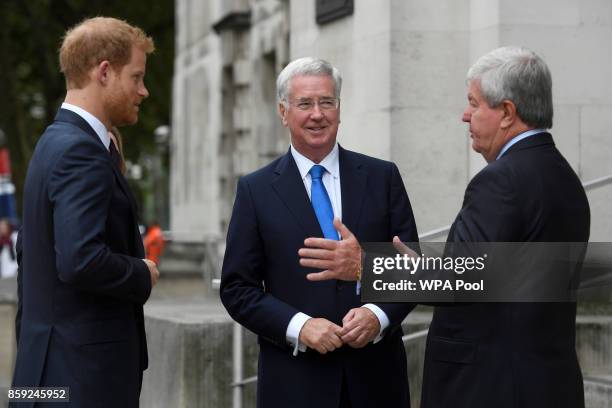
left=220, top=57, right=419, bottom=408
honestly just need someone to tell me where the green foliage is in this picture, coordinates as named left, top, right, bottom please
left=0, top=0, right=174, bottom=217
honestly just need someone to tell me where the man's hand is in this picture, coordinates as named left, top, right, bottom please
left=143, top=259, right=160, bottom=287
left=340, top=307, right=380, bottom=348
left=392, top=235, right=419, bottom=258
left=299, top=218, right=362, bottom=281
left=299, top=318, right=343, bottom=354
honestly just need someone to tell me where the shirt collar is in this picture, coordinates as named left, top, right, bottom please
left=496, top=128, right=547, bottom=160
left=61, top=102, right=111, bottom=151
left=290, top=143, right=340, bottom=180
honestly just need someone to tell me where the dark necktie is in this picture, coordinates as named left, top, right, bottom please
left=309, top=165, right=338, bottom=240
left=109, top=142, right=121, bottom=170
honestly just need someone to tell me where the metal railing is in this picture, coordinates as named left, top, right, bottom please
left=583, top=174, right=612, bottom=190
left=224, top=173, right=612, bottom=408
left=415, top=174, right=612, bottom=242
left=402, top=329, right=429, bottom=343
left=418, top=224, right=452, bottom=241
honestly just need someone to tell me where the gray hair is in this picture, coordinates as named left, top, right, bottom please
left=276, top=57, right=342, bottom=105
left=467, top=46, right=553, bottom=129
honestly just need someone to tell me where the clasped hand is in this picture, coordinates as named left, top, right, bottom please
left=298, top=307, right=380, bottom=354
left=297, top=219, right=381, bottom=353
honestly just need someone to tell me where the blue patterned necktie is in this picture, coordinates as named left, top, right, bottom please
left=309, top=165, right=338, bottom=240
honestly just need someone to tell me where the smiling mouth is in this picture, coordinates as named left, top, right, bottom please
left=307, top=127, right=326, bottom=132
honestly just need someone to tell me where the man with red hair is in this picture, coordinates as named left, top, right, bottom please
left=12, top=17, right=159, bottom=407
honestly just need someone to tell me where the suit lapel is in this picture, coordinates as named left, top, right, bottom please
left=55, top=108, right=100, bottom=142
left=55, top=108, right=142, bottom=245
left=111, top=163, right=140, bottom=223
left=271, top=150, right=323, bottom=238
left=109, top=159, right=144, bottom=257
left=339, top=147, right=367, bottom=237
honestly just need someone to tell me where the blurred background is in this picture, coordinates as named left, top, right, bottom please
left=0, top=0, right=174, bottom=229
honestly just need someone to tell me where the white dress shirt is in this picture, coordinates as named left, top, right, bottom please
left=285, top=143, right=390, bottom=356
left=496, top=128, right=546, bottom=160
left=61, top=102, right=111, bottom=151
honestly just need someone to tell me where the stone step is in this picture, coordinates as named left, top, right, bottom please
left=139, top=307, right=612, bottom=408
left=584, top=375, right=612, bottom=408
left=0, top=385, right=7, bottom=407
left=158, top=258, right=202, bottom=278
left=576, top=315, right=612, bottom=375
left=156, top=241, right=206, bottom=278
left=162, top=241, right=206, bottom=261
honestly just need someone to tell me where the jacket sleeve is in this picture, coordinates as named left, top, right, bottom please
left=220, top=177, right=301, bottom=348
left=47, top=140, right=151, bottom=304
left=373, top=163, right=419, bottom=326
left=452, top=166, right=520, bottom=242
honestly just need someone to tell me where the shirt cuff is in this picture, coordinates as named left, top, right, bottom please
left=362, top=304, right=389, bottom=344
left=286, top=312, right=311, bottom=356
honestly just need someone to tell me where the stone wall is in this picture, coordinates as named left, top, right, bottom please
left=0, top=278, right=16, bottom=407
left=139, top=305, right=612, bottom=407
left=585, top=377, right=612, bottom=408
left=286, top=0, right=612, bottom=234
left=577, top=316, right=612, bottom=376
left=171, top=0, right=612, bottom=238
left=139, top=305, right=433, bottom=408
left=0, top=279, right=16, bottom=387
left=140, top=303, right=236, bottom=407
left=0, top=303, right=16, bottom=389
left=171, top=0, right=289, bottom=239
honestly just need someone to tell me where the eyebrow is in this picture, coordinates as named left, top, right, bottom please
left=295, top=96, right=335, bottom=101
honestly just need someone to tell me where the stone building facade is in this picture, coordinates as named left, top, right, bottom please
left=171, top=0, right=612, bottom=247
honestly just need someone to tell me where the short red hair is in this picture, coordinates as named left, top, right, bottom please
left=59, top=17, right=154, bottom=89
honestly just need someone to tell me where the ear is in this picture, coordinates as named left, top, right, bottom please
left=337, top=99, right=341, bottom=124
left=278, top=102, right=288, bottom=126
left=500, top=100, right=517, bottom=129
left=96, top=60, right=112, bottom=85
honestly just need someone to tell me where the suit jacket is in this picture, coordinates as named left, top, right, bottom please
left=421, top=133, right=590, bottom=408
left=11, top=109, right=151, bottom=408
left=220, top=146, right=419, bottom=408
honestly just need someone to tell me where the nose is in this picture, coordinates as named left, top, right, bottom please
left=462, top=107, right=471, bottom=123
left=140, top=84, right=150, bottom=99
left=309, top=104, right=324, bottom=120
